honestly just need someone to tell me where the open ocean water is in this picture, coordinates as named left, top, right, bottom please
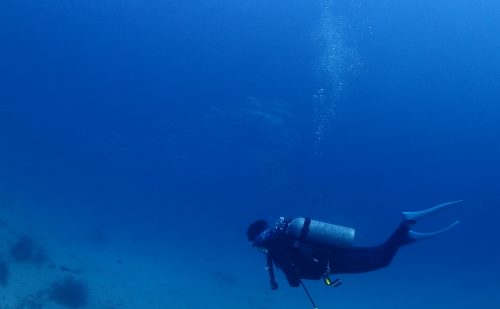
left=0, top=0, right=499, bottom=308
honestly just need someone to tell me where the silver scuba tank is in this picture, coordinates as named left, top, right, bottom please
left=286, top=217, right=355, bottom=248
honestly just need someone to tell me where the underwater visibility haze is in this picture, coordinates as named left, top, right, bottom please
left=0, top=0, right=499, bottom=308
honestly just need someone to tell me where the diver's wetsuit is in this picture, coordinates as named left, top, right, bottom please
left=327, top=220, right=415, bottom=274
left=262, top=219, right=415, bottom=288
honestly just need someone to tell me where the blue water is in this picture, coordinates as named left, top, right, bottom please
left=1, top=0, right=499, bottom=308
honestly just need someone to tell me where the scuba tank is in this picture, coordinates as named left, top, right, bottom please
left=286, top=217, right=355, bottom=248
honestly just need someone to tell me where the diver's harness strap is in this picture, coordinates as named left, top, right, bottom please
left=299, top=217, right=312, bottom=242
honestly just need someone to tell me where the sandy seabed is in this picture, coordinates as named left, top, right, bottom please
left=0, top=203, right=498, bottom=309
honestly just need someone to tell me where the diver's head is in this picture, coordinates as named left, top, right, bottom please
left=247, top=219, right=268, bottom=242
left=247, top=220, right=274, bottom=249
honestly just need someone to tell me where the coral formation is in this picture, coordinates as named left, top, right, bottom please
left=10, top=236, right=47, bottom=265
left=49, top=276, right=88, bottom=308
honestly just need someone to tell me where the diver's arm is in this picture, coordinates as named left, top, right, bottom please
left=266, top=253, right=278, bottom=290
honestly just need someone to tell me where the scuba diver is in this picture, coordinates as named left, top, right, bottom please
left=247, top=201, right=461, bottom=290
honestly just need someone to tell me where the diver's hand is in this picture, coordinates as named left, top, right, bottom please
left=270, top=281, right=278, bottom=290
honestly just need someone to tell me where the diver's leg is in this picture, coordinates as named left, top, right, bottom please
left=331, top=202, right=462, bottom=274
left=330, top=221, right=413, bottom=274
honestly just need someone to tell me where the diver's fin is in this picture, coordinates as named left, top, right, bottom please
left=402, top=200, right=463, bottom=221
left=409, top=221, right=460, bottom=241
